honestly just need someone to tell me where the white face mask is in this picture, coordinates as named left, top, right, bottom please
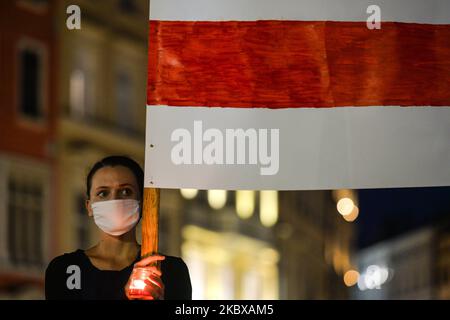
left=91, top=199, right=140, bottom=236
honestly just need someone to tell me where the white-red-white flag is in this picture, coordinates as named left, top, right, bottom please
left=144, top=0, right=450, bottom=190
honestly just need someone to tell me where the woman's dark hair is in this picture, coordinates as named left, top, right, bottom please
left=86, top=156, right=144, bottom=199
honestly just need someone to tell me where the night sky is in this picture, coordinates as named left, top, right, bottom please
left=356, top=186, right=450, bottom=249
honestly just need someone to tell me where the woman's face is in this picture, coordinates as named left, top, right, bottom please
left=86, top=165, right=140, bottom=216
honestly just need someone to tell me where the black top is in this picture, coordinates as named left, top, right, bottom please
left=45, top=249, right=192, bottom=300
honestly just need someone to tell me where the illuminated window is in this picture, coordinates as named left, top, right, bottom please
left=70, top=69, right=86, bottom=118
left=70, top=48, right=96, bottom=119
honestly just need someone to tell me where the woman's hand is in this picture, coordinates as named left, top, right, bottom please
left=125, top=255, right=166, bottom=300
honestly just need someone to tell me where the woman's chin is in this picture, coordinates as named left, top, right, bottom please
left=101, top=229, right=136, bottom=240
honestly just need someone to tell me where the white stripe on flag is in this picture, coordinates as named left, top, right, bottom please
left=150, top=0, right=450, bottom=23
left=144, top=105, right=450, bottom=190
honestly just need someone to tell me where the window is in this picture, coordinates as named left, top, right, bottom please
left=69, top=69, right=86, bottom=118
left=69, top=65, right=95, bottom=119
left=70, top=48, right=96, bottom=119
left=29, top=0, right=47, bottom=4
left=116, top=71, right=135, bottom=131
left=18, top=45, right=45, bottom=121
left=118, top=0, right=137, bottom=14
left=16, top=0, right=48, bottom=14
left=7, top=176, right=44, bottom=267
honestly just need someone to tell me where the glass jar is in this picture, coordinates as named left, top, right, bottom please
left=125, top=267, right=156, bottom=297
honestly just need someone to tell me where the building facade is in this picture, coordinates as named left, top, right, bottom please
left=352, top=225, right=449, bottom=299
left=435, top=218, right=450, bottom=300
left=277, top=190, right=354, bottom=299
left=0, top=0, right=58, bottom=299
left=53, top=0, right=149, bottom=258
left=0, top=0, right=150, bottom=299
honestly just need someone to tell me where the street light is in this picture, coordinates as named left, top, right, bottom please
left=180, top=188, right=198, bottom=200
left=260, top=190, right=278, bottom=227
left=208, top=190, right=227, bottom=210
left=236, top=190, right=255, bottom=219
left=337, top=197, right=354, bottom=216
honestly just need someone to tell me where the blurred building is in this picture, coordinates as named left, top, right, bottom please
left=163, top=189, right=356, bottom=299
left=53, top=0, right=148, bottom=257
left=353, top=218, right=450, bottom=300
left=0, top=0, right=58, bottom=299
left=354, top=228, right=433, bottom=299
left=278, top=190, right=355, bottom=299
left=162, top=189, right=281, bottom=299
left=435, top=218, right=450, bottom=299
left=0, top=0, right=150, bottom=299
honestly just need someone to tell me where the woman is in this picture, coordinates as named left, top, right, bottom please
left=45, top=156, right=192, bottom=300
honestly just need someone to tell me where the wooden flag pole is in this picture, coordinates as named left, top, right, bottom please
left=141, top=188, right=160, bottom=262
left=125, top=188, right=160, bottom=297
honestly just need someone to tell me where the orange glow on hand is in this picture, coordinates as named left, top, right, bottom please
left=125, top=266, right=164, bottom=299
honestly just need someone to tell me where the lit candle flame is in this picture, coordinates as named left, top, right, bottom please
left=130, top=279, right=147, bottom=290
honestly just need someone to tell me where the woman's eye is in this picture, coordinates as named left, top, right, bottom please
left=122, top=188, right=131, bottom=196
left=97, top=190, right=108, bottom=198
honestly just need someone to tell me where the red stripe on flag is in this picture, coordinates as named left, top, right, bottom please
left=147, top=20, right=450, bottom=108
